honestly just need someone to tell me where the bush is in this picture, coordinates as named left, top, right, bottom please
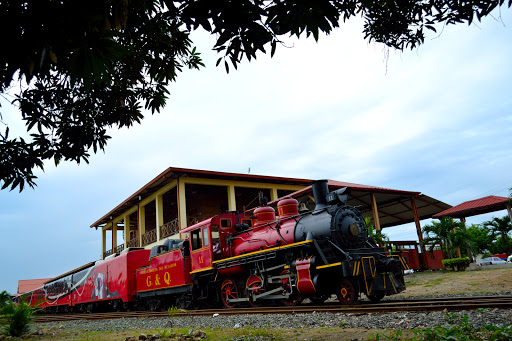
left=0, top=291, right=11, bottom=308
left=0, top=295, right=37, bottom=337
left=442, top=257, right=470, bottom=271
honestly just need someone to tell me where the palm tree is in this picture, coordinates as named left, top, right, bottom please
left=482, top=215, right=512, bottom=254
left=364, top=217, right=389, bottom=247
left=420, top=217, right=469, bottom=259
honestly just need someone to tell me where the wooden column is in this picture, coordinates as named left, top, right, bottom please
left=227, top=184, right=236, bottom=211
left=507, top=202, right=512, bottom=222
left=270, top=187, right=278, bottom=202
left=101, top=228, right=106, bottom=259
left=460, top=217, right=474, bottom=262
left=112, top=221, right=117, bottom=252
left=138, top=205, right=146, bottom=247
left=410, top=197, right=423, bottom=243
left=370, top=193, right=381, bottom=232
left=123, top=214, right=130, bottom=248
left=178, top=179, right=187, bottom=230
left=156, top=194, right=164, bottom=241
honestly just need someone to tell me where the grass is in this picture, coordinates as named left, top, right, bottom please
left=20, top=327, right=285, bottom=341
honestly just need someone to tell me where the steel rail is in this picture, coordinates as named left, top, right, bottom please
left=34, top=295, right=512, bottom=323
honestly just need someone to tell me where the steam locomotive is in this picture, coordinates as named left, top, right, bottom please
left=20, top=180, right=408, bottom=312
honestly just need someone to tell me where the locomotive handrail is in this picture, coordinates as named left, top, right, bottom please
left=213, top=240, right=313, bottom=266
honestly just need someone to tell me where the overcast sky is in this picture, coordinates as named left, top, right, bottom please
left=1, top=9, right=512, bottom=294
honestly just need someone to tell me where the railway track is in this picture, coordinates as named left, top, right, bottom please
left=34, top=295, right=512, bottom=323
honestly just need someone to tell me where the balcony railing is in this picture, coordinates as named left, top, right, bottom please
left=127, top=237, right=139, bottom=248
left=103, top=249, right=113, bottom=259
left=142, top=229, right=157, bottom=246
left=102, top=243, right=125, bottom=259
left=160, top=218, right=179, bottom=239
left=115, top=243, right=125, bottom=254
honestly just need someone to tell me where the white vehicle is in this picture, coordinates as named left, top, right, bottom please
left=507, top=255, right=512, bottom=263
left=480, top=257, right=507, bottom=266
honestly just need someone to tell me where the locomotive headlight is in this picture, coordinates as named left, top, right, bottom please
left=349, top=223, right=359, bottom=237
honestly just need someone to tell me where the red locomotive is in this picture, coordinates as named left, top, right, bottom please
left=19, top=180, right=408, bottom=311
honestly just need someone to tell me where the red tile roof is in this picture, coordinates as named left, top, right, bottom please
left=433, top=195, right=511, bottom=219
left=17, top=279, right=51, bottom=294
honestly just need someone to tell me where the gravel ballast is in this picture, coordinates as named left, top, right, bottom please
left=34, top=308, right=512, bottom=333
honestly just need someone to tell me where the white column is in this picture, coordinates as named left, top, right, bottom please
left=227, top=185, right=236, bottom=211
left=156, top=194, right=164, bottom=241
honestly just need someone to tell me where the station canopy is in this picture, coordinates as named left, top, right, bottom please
left=90, top=167, right=451, bottom=230
left=280, top=180, right=451, bottom=229
left=433, top=195, right=512, bottom=220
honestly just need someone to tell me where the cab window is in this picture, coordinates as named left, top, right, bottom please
left=190, top=229, right=202, bottom=250
left=202, top=228, right=209, bottom=247
left=220, top=219, right=232, bottom=229
left=242, top=218, right=253, bottom=228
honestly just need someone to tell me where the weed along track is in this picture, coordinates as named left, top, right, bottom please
left=34, top=295, right=512, bottom=323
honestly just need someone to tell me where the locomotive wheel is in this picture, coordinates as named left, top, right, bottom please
left=246, top=275, right=263, bottom=307
left=366, top=293, right=385, bottom=303
left=147, top=298, right=162, bottom=311
left=220, top=278, right=239, bottom=308
left=279, top=270, right=302, bottom=306
left=336, top=279, right=359, bottom=305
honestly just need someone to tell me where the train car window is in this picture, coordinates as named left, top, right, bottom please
left=202, top=228, right=209, bottom=247
left=220, top=219, right=232, bottom=228
left=242, top=218, right=252, bottom=227
left=190, top=228, right=202, bottom=250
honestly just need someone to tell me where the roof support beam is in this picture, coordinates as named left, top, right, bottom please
left=112, top=221, right=117, bottom=251
left=371, top=193, right=381, bottom=232
left=227, top=185, right=236, bottom=211
left=124, top=214, right=130, bottom=249
left=410, top=197, right=423, bottom=243
left=178, top=179, right=187, bottom=231
left=156, top=194, right=164, bottom=242
left=101, top=229, right=106, bottom=260
left=138, top=205, right=145, bottom=247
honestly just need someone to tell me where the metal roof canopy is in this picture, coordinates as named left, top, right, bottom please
left=91, top=167, right=313, bottom=229
left=433, top=195, right=512, bottom=220
left=281, top=180, right=451, bottom=229
left=90, top=167, right=451, bottom=230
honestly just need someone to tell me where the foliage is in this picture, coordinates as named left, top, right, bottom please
left=374, top=312, right=512, bottom=341
left=467, top=224, right=493, bottom=255
left=482, top=215, right=512, bottom=254
left=420, top=217, right=471, bottom=259
left=0, top=291, right=11, bottom=309
left=364, top=216, right=389, bottom=247
left=167, top=306, right=188, bottom=329
left=442, top=257, right=470, bottom=271
left=0, top=298, right=38, bottom=337
left=1, top=1, right=511, bottom=192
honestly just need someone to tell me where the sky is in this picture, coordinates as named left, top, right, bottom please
left=1, top=8, right=512, bottom=294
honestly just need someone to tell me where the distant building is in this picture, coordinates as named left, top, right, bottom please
left=17, top=279, right=51, bottom=295
left=90, top=167, right=450, bottom=259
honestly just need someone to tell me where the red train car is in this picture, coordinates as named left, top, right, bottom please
left=22, top=248, right=150, bottom=312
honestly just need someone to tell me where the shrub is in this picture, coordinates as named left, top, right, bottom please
left=442, top=257, right=470, bottom=271
left=0, top=296, right=37, bottom=337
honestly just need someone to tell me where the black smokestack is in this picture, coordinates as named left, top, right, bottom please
left=312, top=180, right=329, bottom=210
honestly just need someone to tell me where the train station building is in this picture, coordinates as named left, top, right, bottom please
left=91, top=167, right=451, bottom=260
